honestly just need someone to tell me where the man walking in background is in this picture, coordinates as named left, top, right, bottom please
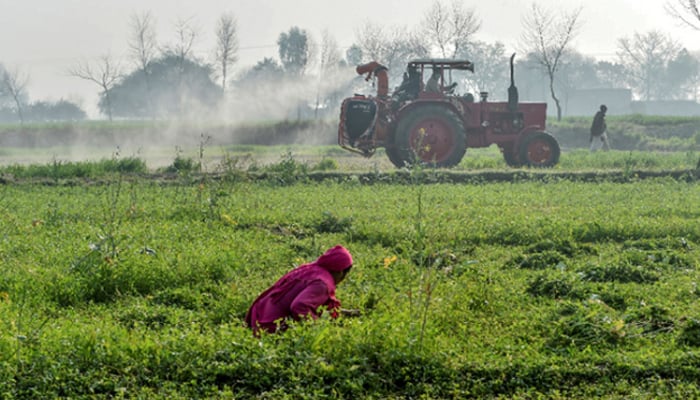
left=590, top=104, right=610, bottom=152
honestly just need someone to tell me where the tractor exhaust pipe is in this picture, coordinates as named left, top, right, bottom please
left=508, top=53, right=519, bottom=114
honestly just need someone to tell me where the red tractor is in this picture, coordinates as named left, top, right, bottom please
left=338, top=54, right=560, bottom=168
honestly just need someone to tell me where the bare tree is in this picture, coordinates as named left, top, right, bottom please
left=69, top=56, right=121, bottom=121
left=595, top=60, right=628, bottom=89
left=314, top=29, right=343, bottom=118
left=165, top=17, right=200, bottom=115
left=1, top=67, right=29, bottom=124
left=617, top=30, right=682, bottom=100
left=666, top=0, right=700, bottom=30
left=458, top=41, right=507, bottom=97
left=386, top=27, right=429, bottom=69
left=520, top=3, right=583, bottom=121
left=420, top=0, right=481, bottom=58
left=128, top=11, right=158, bottom=118
left=345, top=45, right=363, bottom=66
left=319, top=29, right=342, bottom=73
left=354, top=21, right=428, bottom=74
left=168, top=17, right=199, bottom=68
left=689, top=50, right=700, bottom=101
left=129, top=11, right=158, bottom=71
left=214, top=13, right=239, bottom=93
left=354, top=22, right=386, bottom=63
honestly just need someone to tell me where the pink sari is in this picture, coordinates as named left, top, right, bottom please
left=245, top=245, right=353, bottom=334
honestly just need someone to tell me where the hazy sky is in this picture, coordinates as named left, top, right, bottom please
left=1, top=0, right=698, bottom=117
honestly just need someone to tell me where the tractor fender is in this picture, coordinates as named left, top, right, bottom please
left=513, top=125, right=547, bottom=147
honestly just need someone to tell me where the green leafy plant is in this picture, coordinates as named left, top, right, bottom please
left=526, top=273, right=576, bottom=299
left=679, top=318, right=700, bottom=346
left=263, top=151, right=309, bottom=185
left=547, top=300, right=631, bottom=349
left=315, top=211, right=353, bottom=233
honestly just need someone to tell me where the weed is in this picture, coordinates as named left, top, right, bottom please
left=580, top=263, right=661, bottom=284
left=313, top=158, right=338, bottom=171
left=595, top=291, right=628, bottom=310
left=166, top=155, right=198, bottom=174
left=217, top=152, right=251, bottom=182
left=0, top=283, right=54, bottom=399
left=511, top=250, right=567, bottom=270
left=116, top=303, right=174, bottom=329
left=527, top=273, right=576, bottom=299
left=315, top=211, right=353, bottom=233
left=622, top=237, right=693, bottom=251
left=624, top=304, right=675, bottom=335
left=264, top=151, right=309, bottom=185
left=547, top=300, right=629, bottom=349
left=679, top=318, right=700, bottom=346
left=524, top=239, right=589, bottom=257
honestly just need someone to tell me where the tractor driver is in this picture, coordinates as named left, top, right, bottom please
left=394, top=65, right=421, bottom=101
left=425, top=68, right=442, bottom=93
left=425, top=67, right=458, bottom=94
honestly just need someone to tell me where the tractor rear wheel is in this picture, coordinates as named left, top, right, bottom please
left=392, top=105, right=466, bottom=168
left=518, top=132, right=560, bottom=167
left=384, top=144, right=405, bottom=168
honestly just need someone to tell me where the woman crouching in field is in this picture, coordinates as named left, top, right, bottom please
left=245, top=245, right=358, bottom=335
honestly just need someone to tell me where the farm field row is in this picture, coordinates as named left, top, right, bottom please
left=1, top=144, right=699, bottom=176
left=1, top=175, right=700, bottom=398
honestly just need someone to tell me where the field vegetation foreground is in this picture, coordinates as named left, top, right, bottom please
left=1, top=151, right=700, bottom=398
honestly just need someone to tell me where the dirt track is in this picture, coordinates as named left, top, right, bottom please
left=286, top=169, right=700, bottom=184
left=3, top=168, right=697, bottom=187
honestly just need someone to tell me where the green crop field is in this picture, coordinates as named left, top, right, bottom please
left=1, top=151, right=700, bottom=398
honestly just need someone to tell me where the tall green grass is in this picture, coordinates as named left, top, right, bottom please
left=0, top=157, right=147, bottom=180
left=1, top=147, right=698, bottom=180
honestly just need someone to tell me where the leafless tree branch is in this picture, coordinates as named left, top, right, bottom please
left=128, top=11, right=158, bottom=118
left=319, top=29, right=342, bottom=73
left=616, top=31, right=681, bottom=100
left=665, top=0, right=700, bottom=30
left=129, top=11, right=158, bottom=72
left=520, top=3, right=583, bottom=120
left=354, top=21, right=428, bottom=73
left=170, top=17, right=199, bottom=64
left=421, top=0, right=481, bottom=58
left=1, top=67, right=29, bottom=124
left=68, top=55, right=122, bottom=121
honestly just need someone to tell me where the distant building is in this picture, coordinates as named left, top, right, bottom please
left=630, top=100, right=700, bottom=116
left=565, top=88, right=632, bottom=116
left=563, top=88, right=700, bottom=117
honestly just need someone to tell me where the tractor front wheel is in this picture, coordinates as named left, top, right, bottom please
left=501, top=144, right=522, bottom=167
left=392, top=105, right=466, bottom=168
left=518, top=132, right=560, bottom=167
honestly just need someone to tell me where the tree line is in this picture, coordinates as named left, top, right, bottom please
left=1, top=0, right=699, bottom=123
